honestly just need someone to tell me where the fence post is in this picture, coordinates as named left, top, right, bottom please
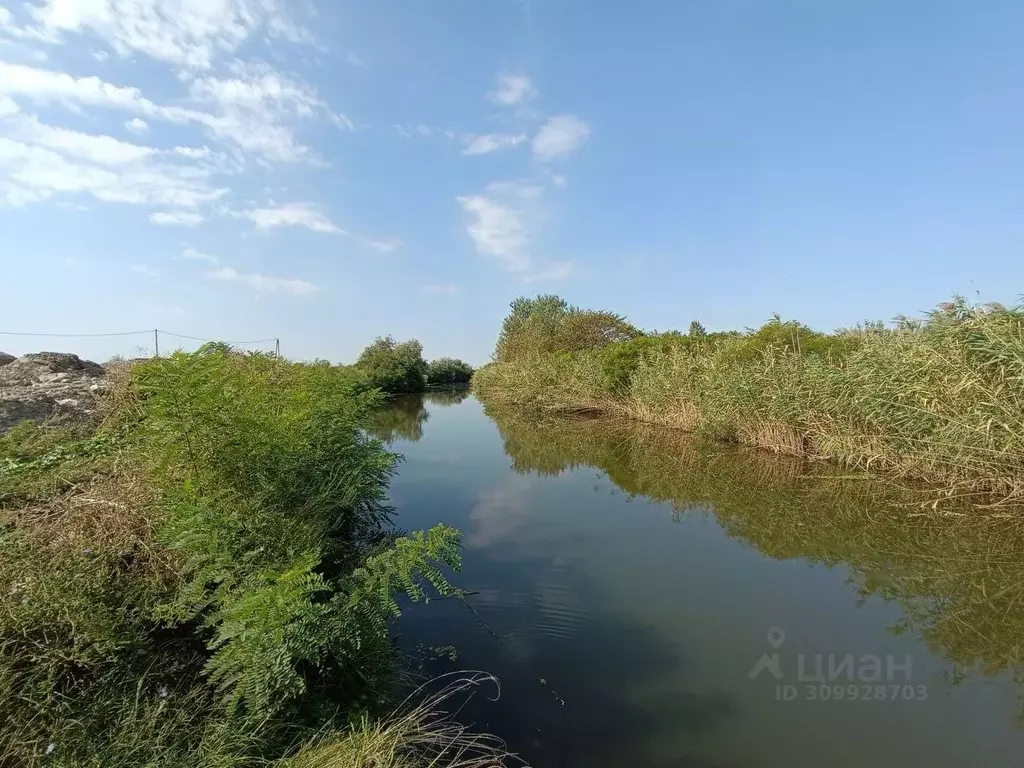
left=154, top=329, right=159, bottom=358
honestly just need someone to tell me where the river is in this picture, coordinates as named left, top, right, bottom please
left=373, top=392, right=1024, bottom=768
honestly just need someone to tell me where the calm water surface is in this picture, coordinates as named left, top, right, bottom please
left=375, top=393, right=1024, bottom=768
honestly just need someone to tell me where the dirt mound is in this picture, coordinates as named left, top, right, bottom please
left=0, top=352, right=108, bottom=435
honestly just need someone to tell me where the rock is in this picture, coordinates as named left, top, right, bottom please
left=0, top=352, right=108, bottom=435
left=0, top=352, right=15, bottom=367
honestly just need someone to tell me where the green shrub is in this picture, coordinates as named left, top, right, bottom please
left=1, top=348, right=466, bottom=765
left=426, top=358, right=474, bottom=386
left=494, top=295, right=640, bottom=362
left=356, top=337, right=428, bottom=394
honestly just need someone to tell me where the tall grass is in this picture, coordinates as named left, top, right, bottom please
left=474, top=297, right=1024, bottom=504
left=0, top=347, right=486, bottom=767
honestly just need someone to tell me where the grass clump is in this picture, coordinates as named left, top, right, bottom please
left=285, top=674, right=520, bottom=768
left=474, top=295, right=1024, bottom=504
left=0, top=346, right=479, bottom=767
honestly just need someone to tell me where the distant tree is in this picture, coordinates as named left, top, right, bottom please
left=426, top=358, right=474, bottom=386
left=196, top=341, right=234, bottom=356
left=356, top=336, right=427, bottom=394
left=688, top=320, right=707, bottom=338
left=494, top=295, right=640, bottom=361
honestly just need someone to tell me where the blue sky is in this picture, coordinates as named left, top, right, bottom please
left=1, top=0, right=1022, bottom=365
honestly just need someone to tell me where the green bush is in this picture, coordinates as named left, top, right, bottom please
left=1, top=348, right=465, bottom=766
left=426, top=358, right=474, bottom=386
left=356, top=336, right=428, bottom=394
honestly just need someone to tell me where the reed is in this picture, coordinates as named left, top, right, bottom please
left=475, top=296, right=1024, bottom=504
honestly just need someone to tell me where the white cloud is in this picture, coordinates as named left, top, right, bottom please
left=187, top=60, right=349, bottom=162
left=532, top=115, right=591, bottom=160
left=0, top=134, right=226, bottom=208
left=423, top=283, right=458, bottom=294
left=0, top=96, right=19, bottom=117
left=208, top=266, right=318, bottom=295
left=173, top=145, right=211, bottom=159
left=489, top=74, right=534, bottom=106
left=462, top=133, right=527, bottom=156
left=346, top=52, right=364, bottom=67
left=241, top=202, right=344, bottom=234
left=0, top=61, right=336, bottom=164
left=177, top=246, right=218, bottom=263
left=457, top=180, right=573, bottom=281
left=149, top=210, right=204, bottom=227
left=6, top=114, right=156, bottom=164
left=0, top=61, right=184, bottom=115
left=456, top=193, right=532, bottom=272
left=23, top=0, right=314, bottom=70
left=125, top=117, right=148, bottom=134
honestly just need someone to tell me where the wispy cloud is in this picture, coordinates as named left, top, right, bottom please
left=174, top=245, right=317, bottom=295
left=346, top=52, right=365, bottom=67
left=457, top=192, right=532, bottom=272
left=241, top=202, right=345, bottom=234
left=125, top=117, right=148, bottom=134
left=208, top=266, right=318, bottom=295
left=15, top=0, right=315, bottom=71
left=489, top=74, right=534, bottom=106
left=149, top=210, right=205, bottom=227
left=532, top=115, right=591, bottom=160
left=462, top=133, right=528, bottom=156
left=457, top=179, right=573, bottom=281
left=0, top=60, right=341, bottom=165
left=0, top=124, right=228, bottom=208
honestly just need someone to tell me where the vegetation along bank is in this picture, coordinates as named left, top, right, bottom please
left=0, top=343, right=501, bottom=768
left=472, top=295, right=1024, bottom=505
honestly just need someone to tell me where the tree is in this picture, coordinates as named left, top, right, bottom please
left=688, top=320, right=707, bottom=338
left=356, top=336, right=428, bottom=394
left=494, top=295, right=640, bottom=361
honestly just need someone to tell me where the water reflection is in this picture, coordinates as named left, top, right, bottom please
left=366, top=395, right=429, bottom=443
left=424, top=388, right=472, bottom=407
left=367, top=391, right=471, bottom=444
left=482, top=404, right=1024, bottom=704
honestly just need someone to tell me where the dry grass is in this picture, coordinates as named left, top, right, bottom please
left=286, top=674, right=523, bottom=768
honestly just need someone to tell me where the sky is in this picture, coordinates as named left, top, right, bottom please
left=1, top=0, right=1022, bottom=365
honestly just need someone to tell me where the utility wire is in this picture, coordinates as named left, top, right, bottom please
left=159, top=331, right=278, bottom=344
left=0, top=329, right=277, bottom=345
left=0, top=330, right=152, bottom=337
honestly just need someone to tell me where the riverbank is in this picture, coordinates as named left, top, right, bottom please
left=473, top=296, right=1024, bottom=506
left=0, top=348, right=505, bottom=767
